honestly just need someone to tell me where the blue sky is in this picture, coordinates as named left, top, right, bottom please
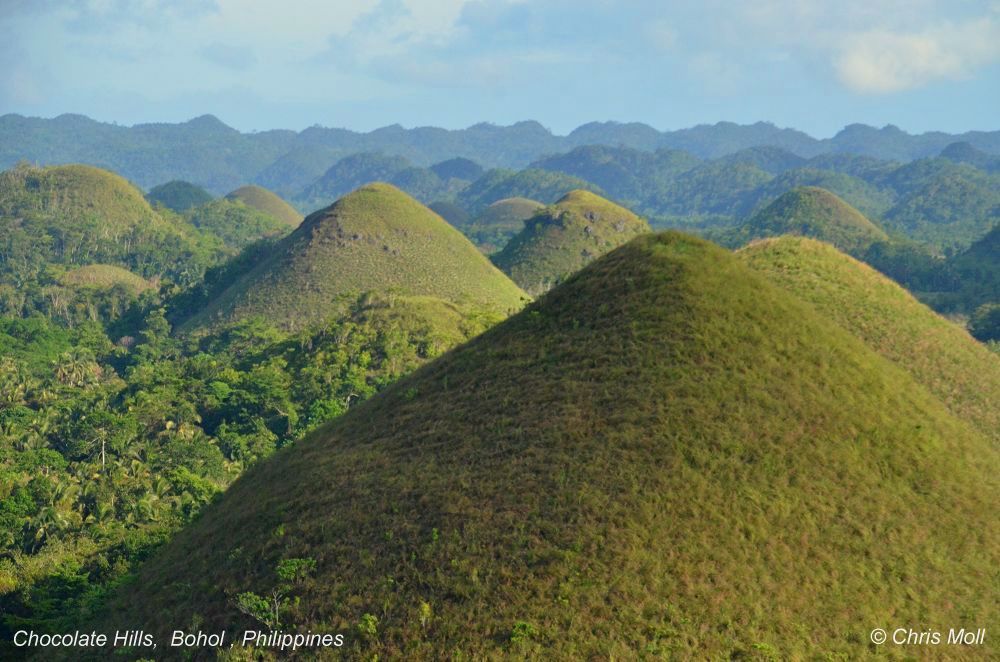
left=1, top=0, right=998, bottom=136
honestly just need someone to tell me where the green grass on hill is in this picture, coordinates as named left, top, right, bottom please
left=739, top=236, right=1000, bottom=441
left=224, top=185, right=302, bottom=227
left=57, top=264, right=154, bottom=294
left=185, top=198, right=293, bottom=250
left=492, top=189, right=649, bottom=294
left=461, top=197, right=544, bottom=253
left=182, top=183, right=528, bottom=332
left=737, top=186, right=888, bottom=254
left=97, top=232, right=997, bottom=659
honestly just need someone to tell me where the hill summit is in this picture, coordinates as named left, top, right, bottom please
left=182, top=183, right=527, bottom=331
left=102, top=232, right=996, bottom=658
left=740, top=186, right=888, bottom=253
left=492, top=189, right=649, bottom=294
left=224, top=185, right=302, bottom=227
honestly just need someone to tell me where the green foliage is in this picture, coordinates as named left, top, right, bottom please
left=182, top=183, right=527, bottom=332
left=457, top=168, right=603, bottom=214
left=969, top=303, right=1000, bottom=342
left=145, top=180, right=213, bottom=213
left=492, top=190, right=650, bottom=294
left=185, top=198, right=291, bottom=250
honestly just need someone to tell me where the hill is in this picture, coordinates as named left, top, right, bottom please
left=224, top=185, right=302, bottom=227
left=185, top=198, right=293, bottom=250
left=0, top=163, right=220, bottom=286
left=181, top=183, right=527, bottom=331
left=460, top=197, right=544, bottom=252
left=457, top=168, right=603, bottom=213
left=98, top=232, right=997, bottom=659
left=943, top=224, right=1000, bottom=314
left=738, top=236, right=1000, bottom=441
left=492, top=190, right=649, bottom=294
left=738, top=168, right=895, bottom=219
left=738, top=186, right=888, bottom=254
left=57, top=264, right=154, bottom=294
left=145, top=180, right=213, bottom=212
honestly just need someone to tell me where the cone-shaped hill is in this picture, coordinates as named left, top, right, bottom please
left=739, top=236, right=1000, bottom=441
left=57, top=264, right=154, bottom=294
left=98, top=233, right=997, bottom=659
left=741, top=186, right=888, bottom=254
left=181, top=183, right=527, bottom=332
left=0, top=163, right=215, bottom=282
left=492, top=189, right=649, bottom=294
left=146, top=179, right=213, bottom=212
left=225, top=185, right=302, bottom=227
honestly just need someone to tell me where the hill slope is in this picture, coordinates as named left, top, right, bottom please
left=739, top=186, right=888, bottom=253
left=100, top=232, right=997, bottom=659
left=0, top=163, right=219, bottom=284
left=182, top=183, right=527, bottom=331
left=224, top=185, right=302, bottom=227
left=145, top=180, right=213, bottom=212
left=492, top=190, right=649, bottom=293
left=460, top=197, right=544, bottom=252
left=739, top=236, right=1000, bottom=441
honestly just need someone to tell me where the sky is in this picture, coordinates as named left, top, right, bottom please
left=1, top=0, right=998, bottom=137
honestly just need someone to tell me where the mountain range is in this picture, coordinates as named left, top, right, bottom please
left=3, top=113, right=999, bottom=195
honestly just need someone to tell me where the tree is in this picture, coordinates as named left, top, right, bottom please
left=969, top=303, right=1000, bottom=342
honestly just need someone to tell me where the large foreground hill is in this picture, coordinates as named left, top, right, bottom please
left=98, top=232, right=997, bottom=659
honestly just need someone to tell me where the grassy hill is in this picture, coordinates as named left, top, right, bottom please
left=492, top=190, right=649, bottom=294
left=0, top=163, right=221, bottom=286
left=739, top=236, right=1000, bottom=441
left=457, top=168, right=603, bottom=213
left=57, top=264, right=154, bottom=294
left=185, top=198, right=293, bottom=250
left=97, top=232, right=997, bottom=659
left=737, top=186, right=888, bottom=254
left=146, top=180, right=213, bottom=212
left=182, top=183, right=527, bottom=332
left=224, top=185, right=302, bottom=227
left=460, top=197, right=544, bottom=253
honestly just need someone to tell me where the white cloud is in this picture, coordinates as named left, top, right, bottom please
left=835, top=18, right=1000, bottom=93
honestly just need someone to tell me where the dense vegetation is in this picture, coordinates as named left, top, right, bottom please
left=493, top=190, right=649, bottom=294
left=145, top=180, right=214, bottom=213
left=184, top=199, right=292, bottom=251
left=94, top=232, right=997, bottom=659
left=0, top=291, right=501, bottom=655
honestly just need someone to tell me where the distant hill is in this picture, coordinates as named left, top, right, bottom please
left=460, top=197, right=544, bottom=253
left=943, top=224, right=1000, bottom=313
left=224, top=185, right=301, bottom=227
left=939, top=141, right=1000, bottom=172
left=492, top=190, right=649, bottom=293
left=0, top=163, right=221, bottom=285
left=458, top=168, right=604, bottom=213
left=739, top=236, right=1000, bottom=441
left=57, top=264, right=154, bottom=294
left=185, top=198, right=293, bottom=250
left=295, top=152, right=459, bottom=211
left=5, top=113, right=996, bottom=195
left=146, top=180, right=213, bottom=212
left=99, top=232, right=998, bottom=659
left=737, top=168, right=895, bottom=219
left=181, top=183, right=527, bottom=332
left=430, top=157, right=484, bottom=181
left=736, top=187, right=888, bottom=254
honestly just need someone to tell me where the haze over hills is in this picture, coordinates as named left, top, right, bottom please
left=96, top=232, right=998, bottom=659
left=181, top=183, right=527, bottom=332
left=4, top=113, right=999, bottom=195
left=492, top=190, right=650, bottom=294
left=734, top=187, right=888, bottom=254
